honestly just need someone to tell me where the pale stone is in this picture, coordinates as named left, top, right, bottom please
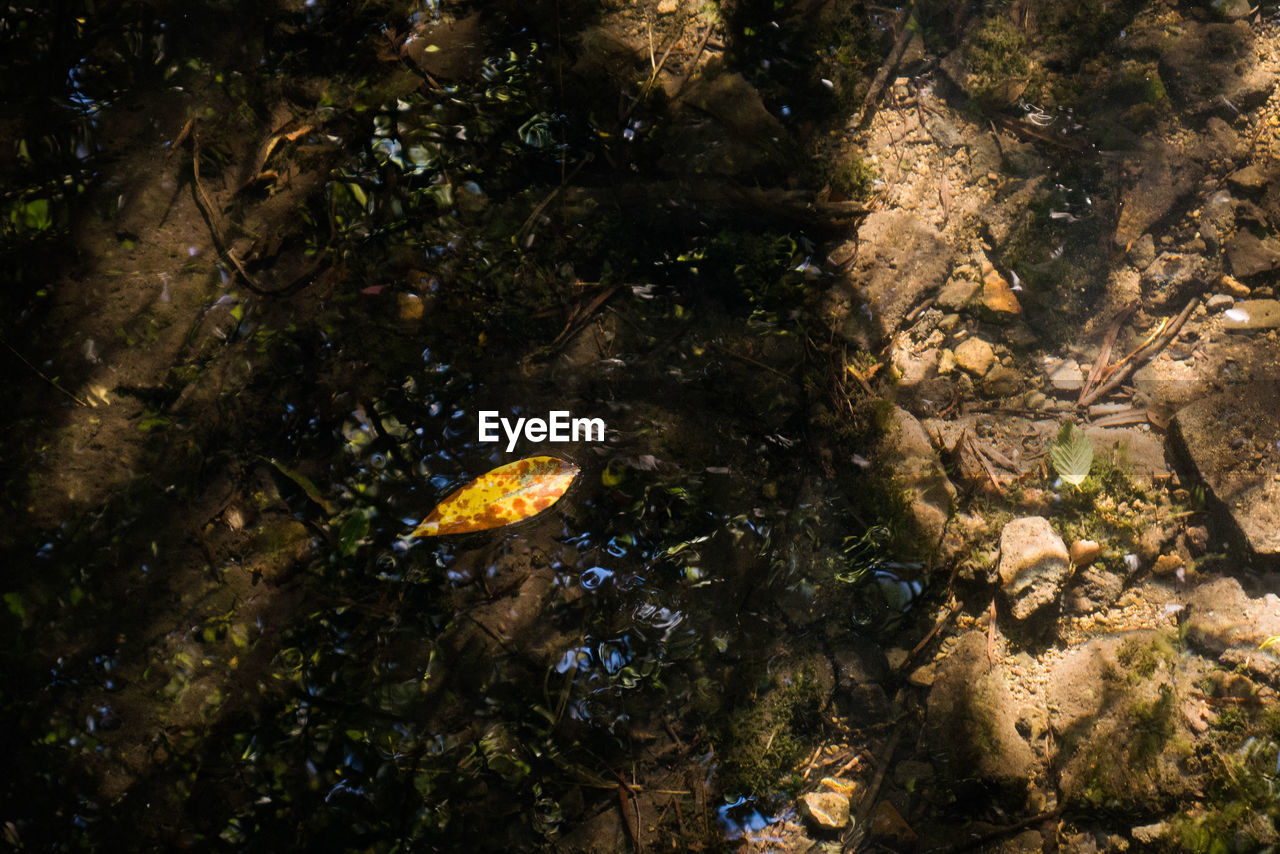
left=1222, top=299, right=1280, bottom=330
left=877, top=407, right=956, bottom=554
left=954, top=336, right=995, bottom=377
left=998, top=516, right=1070, bottom=620
left=1172, top=384, right=1280, bottom=559
left=937, top=348, right=957, bottom=375
left=936, top=275, right=980, bottom=311
left=1048, top=358, right=1083, bottom=392
left=797, top=791, right=850, bottom=831
left=1070, top=539, right=1102, bottom=567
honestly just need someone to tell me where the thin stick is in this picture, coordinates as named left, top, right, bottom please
left=622, top=24, right=686, bottom=127
left=851, top=2, right=917, bottom=131
left=967, top=434, right=1005, bottom=494
left=709, top=341, right=792, bottom=379
left=188, top=121, right=326, bottom=297
left=1079, top=297, right=1199, bottom=408
left=1079, top=300, right=1138, bottom=404
left=2, top=340, right=89, bottom=407
left=515, top=154, right=592, bottom=244
left=904, top=596, right=962, bottom=665
left=842, top=723, right=904, bottom=852
left=664, top=25, right=714, bottom=110
left=986, top=598, right=998, bottom=667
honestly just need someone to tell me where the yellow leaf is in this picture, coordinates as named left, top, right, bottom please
left=411, top=456, right=579, bottom=537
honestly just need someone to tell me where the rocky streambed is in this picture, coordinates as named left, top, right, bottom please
left=751, top=3, right=1280, bottom=851
left=5, top=1, right=1280, bottom=852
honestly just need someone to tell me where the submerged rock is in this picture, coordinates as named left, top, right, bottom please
left=1171, top=384, right=1280, bottom=560
left=834, top=211, right=953, bottom=349
left=1046, top=358, right=1083, bottom=393
left=925, top=632, right=1037, bottom=785
left=1184, top=577, right=1280, bottom=656
left=1227, top=165, right=1269, bottom=193
left=1159, top=21, right=1276, bottom=113
left=997, top=517, right=1070, bottom=620
left=1141, top=251, right=1207, bottom=306
left=1129, top=233, right=1157, bottom=269
left=1221, top=298, right=1280, bottom=330
left=982, top=365, right=1022, bottom=398
left=1047, top=631, right=1197, bottom=809
left=1198, top=191, right=1236, bottom=251
left=1227, top=232, right=1280, bottom=279
left=797, top=791, right=850, bottom=832
left=936, top=273, right=980, bottom=311
left=1069, top=539, right=1101, bottom=568
left=879, top=407, right=957, bottom=554
left=954, top=336, right=995, bottom=377
left=1114, top=140, right=1201, bottom=249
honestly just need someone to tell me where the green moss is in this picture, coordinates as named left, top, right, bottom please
left=1045, top=444, right=1161, bottom=564
left=716, top=668, right=826, bottom=796
left=831, top=155, right=876, bottom=202
left=1077, top=684, right=1178, bottom=807
left=1172, top=725, right=1280, bottom=852
left=1116, top=631, right=1178, bottom=683
left=1212, top=705, right=1248, bottom=736
left=1038, top=0, right=1142, bottom=65
left=1127, top=685, right=1176, bottom=765
left=962, top=17, right=1031, bottom=108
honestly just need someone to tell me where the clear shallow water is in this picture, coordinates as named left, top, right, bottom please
left=0, top=2, right=912, bottom=850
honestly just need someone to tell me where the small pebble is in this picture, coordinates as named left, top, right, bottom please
left=1069, top=539, right=1102, bottom=567
left=1205, top=294, right=1234, bottom=313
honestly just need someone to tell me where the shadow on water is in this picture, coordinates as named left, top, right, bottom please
left=0, top=1, right=920, bottom=851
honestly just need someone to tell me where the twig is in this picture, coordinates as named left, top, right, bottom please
left=1079, top=300, right=1138, bottom=404
left=800, top=744, right=826, bottom=778
left=1089, top=407, right=1151, bottom=428
left=903, top=297, right=935, bottom=326
left=988, top=112, right=1089, bottom=152
left=186, top=120, right=327, bottom=296
left=709, top=341, right=793, bottom=379
left=938, top=807, right=1065, bottom=853
left=664, top=26, right=714, bottom=110
left=614, top=769, right=645, bottom=854
left=548, top=281, right=624, bottom=352
left=986, top=598, right=998, bottom=667
left=842, top=721, right=904, bottom=852
left=966, top=434, right=1005, bottom=494
left=622, top=24, right=684, bottom=127
left=903, top=596, right=962, bottom=666
left=851, top=2, right=917, bottom=131
left=515, top=154, right=592, bottom=244
left=672, top=797, right=688, bottom=844
left=1078, top=297, right=1199, bottom=408
left=2, top=339, right=89, bottom=407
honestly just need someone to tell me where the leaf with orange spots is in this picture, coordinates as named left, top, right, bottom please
left=410, top=456, right=580, bottom=537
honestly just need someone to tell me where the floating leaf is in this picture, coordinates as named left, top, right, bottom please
left=411, top=456, right=579, bottom=537
left=1049, top=422, right=1093, bottom=488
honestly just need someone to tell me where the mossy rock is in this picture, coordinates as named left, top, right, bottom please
left=715, top=654, right=832, bottom=796
left=961, top=17, right=1031, bottom=109
left=1048, top=631, right=1198, bottom=809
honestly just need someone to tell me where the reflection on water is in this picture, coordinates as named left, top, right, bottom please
left=719, top=795, right=776, bottom=840
left=0, top=1, right=926, bottom=850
